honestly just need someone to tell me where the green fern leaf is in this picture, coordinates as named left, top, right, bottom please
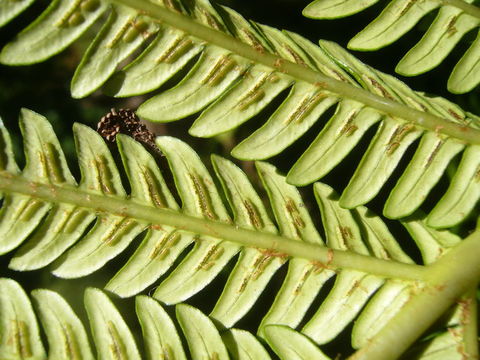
left=222, top=328, right=273, bottom=360
left=136, top=295, right=187, bottom=359
left=177, top=303, right=231, bottom=360
left=1, top=1, right=480, bottom=226
left=0, top=281, right=277, bottom=359
left=31, top=289, right=94, bottom=360
left=1, top=279, right=475, bottom=359
left=303, top=0, right=381, bottom=19
left=0, top=0, right=36, bottom=28
left=85, top=287, right=142, bottom=359
left=264, top=325, right=330, bottom=360
left=0, top=109, right=479, bottom=359
left=303, top=0, right=480, bottom=93
left=427, top=144, right=480, bottom=227
left=71, top=4, right=160, bottom=98
left=0, top=278, right=45, bottom=359
left=0, top=0, right=108, bottom=65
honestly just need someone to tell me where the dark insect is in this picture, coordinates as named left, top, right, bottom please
left=97, top=108, right=161, bottom=156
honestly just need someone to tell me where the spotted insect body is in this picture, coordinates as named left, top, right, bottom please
left=97, top=108, right=161, bottom=157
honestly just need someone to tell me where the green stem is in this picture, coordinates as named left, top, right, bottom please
left=112, top=0, right=480, bottom=145
left=441, top=0, right=480, bottom=19
left=350, top=229, right=480, bottom=360
left=0, top=172, right=427, bottom=281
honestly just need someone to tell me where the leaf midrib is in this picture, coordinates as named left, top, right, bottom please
left=112, top=0, right=480, bottom=145
left=0, top=171, right=428, bottom=281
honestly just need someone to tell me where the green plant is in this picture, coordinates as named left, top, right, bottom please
left=303, top=0, right=480, bottom=94
left=0, top=1, right=479, bottom=359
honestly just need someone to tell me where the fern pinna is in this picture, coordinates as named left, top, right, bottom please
left=303, top=0, right=480, bottom=94
left=1, top=0, right=480, bottom=228
left=0, top=109, right=479, bottom=359
left=1, top=279, right=332, bottom=359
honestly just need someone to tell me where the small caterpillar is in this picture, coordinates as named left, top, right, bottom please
left=97, top=108, right=161, bottom=156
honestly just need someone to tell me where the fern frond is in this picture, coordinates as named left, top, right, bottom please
left=0, top=278, right=476, bottom=360
left=303, top=0, right=480, bottom=94
left=0, top=109, right=479, bottom=359
left=3, top=279, right=364, bottom=360
left=0, top=280, right=263, bottom=359
left=0, top=279, right=477, bottom=360
left=1, top=0, right=479, bottom=227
